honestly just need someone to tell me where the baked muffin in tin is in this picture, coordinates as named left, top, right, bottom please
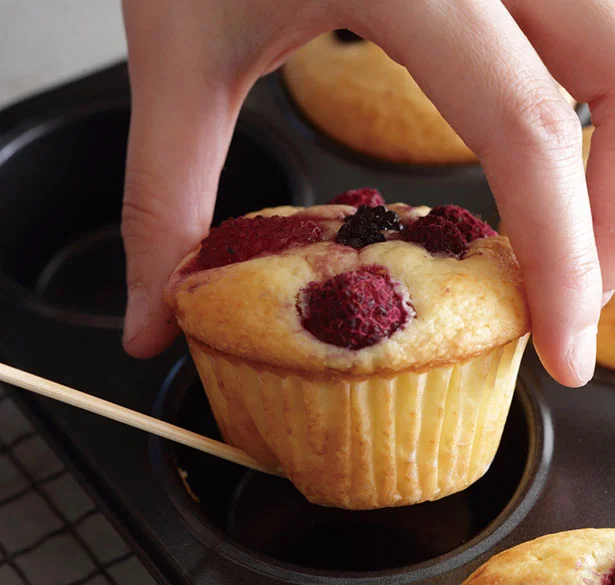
left=165, top=188, right=530, bottom=509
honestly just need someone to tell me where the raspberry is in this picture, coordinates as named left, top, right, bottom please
left=299, top=266, right=412, bottom=349
left=405, top=215, right=468, bottom=258
left=329, top=187, right=385, bottom=208
left=336, top=205, right=402, bottom=249
left=333, top=29, right=364, bottom=43
left=429, top=205, right=496, bottom=241
left=191, top=215, right=324, bottom=272
left=601, top=570, right=615, bottom=585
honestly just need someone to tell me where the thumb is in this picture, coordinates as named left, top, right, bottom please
left=121, top=87, right=241, bottom=358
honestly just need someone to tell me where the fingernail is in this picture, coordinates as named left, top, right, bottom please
left=602, top=290, right=614, bottom=308
left=568, top=326, right=597, bottom=386
left=123, top=286, right=151, bottom=344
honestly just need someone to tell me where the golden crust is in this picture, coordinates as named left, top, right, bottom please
left=188, top=335, right=522, bottom=380
left=462, top=529, right=615, bottom=585
left=583, top=125, right=595, bottom=168
left=165, top=204, right=530, bottom=375
left=282, top=33, right=476, bottom=165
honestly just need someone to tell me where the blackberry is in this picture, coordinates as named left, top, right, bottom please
left=336, top=205, right=402, bottom=249
left=336, top=225, right=385, bottom=249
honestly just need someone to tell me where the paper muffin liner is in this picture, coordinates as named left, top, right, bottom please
left=187, top=334, right=530, bottom=510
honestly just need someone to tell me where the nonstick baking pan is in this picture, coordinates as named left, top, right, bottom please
left=0, top=61, right=610, bottom=585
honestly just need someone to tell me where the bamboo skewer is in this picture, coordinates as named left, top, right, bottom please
left=0, top=362, right=282, bottom=477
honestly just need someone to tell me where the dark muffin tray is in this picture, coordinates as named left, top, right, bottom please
left=0, top=62, right=610, bottom=585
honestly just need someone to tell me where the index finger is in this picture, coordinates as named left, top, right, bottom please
left=343, top=0, right=601, bottom=386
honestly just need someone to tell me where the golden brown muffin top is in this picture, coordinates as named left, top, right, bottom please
left=165, top=196, right=529, bottom=376
left=283, top=32, right=475, bottom=165
left=462, top=529, right=615, bottom=585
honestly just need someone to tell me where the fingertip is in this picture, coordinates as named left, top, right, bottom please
left=533, top=324, right=597, bottom=388
left=122, top=285, right=151, bottom=347
left=122, top=319, right=180, bottom=359
left=566, top=325, right=598, bottom=387
left=122, top=291, right=180, bottom=359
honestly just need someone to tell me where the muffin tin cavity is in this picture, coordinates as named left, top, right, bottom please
left=0, top=103, right=311, bottom=327
left=0, top=104, right=128, bottom=326
left=151, top=358, right=551, bottom=580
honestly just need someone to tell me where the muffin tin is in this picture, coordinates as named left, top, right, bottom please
left=0, top=62, right=611, bottom=585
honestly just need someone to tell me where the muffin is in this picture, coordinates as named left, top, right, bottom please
left=597, top=303, right=615, bottom=370
left=462, top=529, right=615, bottom=585
left=583, top=124, right=594, bottom=166
left=283, top=30, right=577, bottom=166
left=165, top=188, right=531, bottom=509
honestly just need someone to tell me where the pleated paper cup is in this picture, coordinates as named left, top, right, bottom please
left=188, top=333, right=530, bottom=510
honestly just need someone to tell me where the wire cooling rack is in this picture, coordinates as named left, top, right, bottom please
left=0, top=385, right=158, bottom=585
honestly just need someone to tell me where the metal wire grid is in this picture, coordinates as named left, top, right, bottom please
left=0, top=389, right=158, bottom=585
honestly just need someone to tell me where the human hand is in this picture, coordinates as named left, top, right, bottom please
left=121, top=0, right=615, bottom=388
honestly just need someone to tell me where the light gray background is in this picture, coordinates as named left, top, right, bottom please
left=0, top=0, right=127, bottom=108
